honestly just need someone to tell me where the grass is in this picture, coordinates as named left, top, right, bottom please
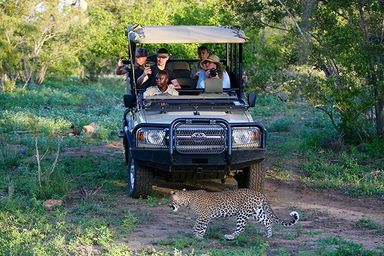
left=0, top=81, right=383, bottom=254
left=314, top=236, right=383, bottom=256
left=355, top=217, right=383, bottom=234
left=254, top=95, right=384, bottom=198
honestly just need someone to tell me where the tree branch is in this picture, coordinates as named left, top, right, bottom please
left=48, top=138, right=61, bottom=178
left=258, top=18, right=291, bottom=32
left=276, top=0, right=309, bottom=42
left=315, top=105, right=340, bottom=133
left=35, top=138, right=42, bottom=188
left=356, top=0, right=370, bottom=42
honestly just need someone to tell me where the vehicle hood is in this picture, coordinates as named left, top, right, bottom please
left=138, top=109, right=253, bottom=124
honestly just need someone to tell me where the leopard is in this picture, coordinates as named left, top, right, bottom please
left=169, top=188, right=299, bottom=240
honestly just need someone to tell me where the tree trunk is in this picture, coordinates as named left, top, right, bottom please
left=37, top=65, right=48, bottom=84
left=375, top=93, right=384, bottom=136
left=0, top=74, right=4, bottom=92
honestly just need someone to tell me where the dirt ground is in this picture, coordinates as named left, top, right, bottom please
left=89, top=142, right=384, bottom=253
left=117, top=178, right=383, bottom=253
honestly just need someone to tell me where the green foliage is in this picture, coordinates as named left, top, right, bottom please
left=225, top=0, right=384, bottom=140
left=0, top=0, right=242, bottom=83
left=121, top=211, right=139, bottom=232
left=0, top=78, right=122, bottom=139
left=355, top=217, right=383, bottom=233
left=156, top=234, right=205, bottom=250
left=268, top=118, right=293, bottom=132
left=254, top=95, right=383, bottom=198
left=301, top=151, right=384, bottom=198
left=243, top=28, right=290, bottom=93
left=315, top=236, right=382, bottom=256
left=1, top=79, right=383, bottom=255
left=0, top=0, right=82, bottom=84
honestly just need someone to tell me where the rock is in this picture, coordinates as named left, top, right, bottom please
left=276, top=91, right=288, bottom=102
left=82, top=123, right=98, bottom=134
left=43, top=199, right=63, bottom=210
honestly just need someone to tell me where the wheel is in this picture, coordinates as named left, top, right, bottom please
left=235, top=160, right=264, bottom=192
left=127, top=153, right=153, bottom=198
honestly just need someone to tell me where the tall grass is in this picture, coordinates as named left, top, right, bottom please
left=0, top=78, right=128, bottom=254
left=0, top=82, right=383, bottom=254
left=254, top=94, right=384, bottom=198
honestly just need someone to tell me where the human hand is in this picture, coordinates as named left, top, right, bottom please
left=117, top=59, right=124, bottom=67
left=168, top=84, right=181, bottom=89
left=144, top=66, right=152, bottom=75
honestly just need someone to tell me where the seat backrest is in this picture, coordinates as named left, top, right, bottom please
left=173, top=69, right=191, bottom=78
left=177, top=77, right=196, bottom=89
left=204, top=79, right=223, bottom=93
left=168, top=61, right=190, bottom=71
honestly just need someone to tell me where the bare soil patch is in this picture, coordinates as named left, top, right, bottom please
left=115, top=175, right=383, bottom=253
left=67, top=142, right=384, bottom=253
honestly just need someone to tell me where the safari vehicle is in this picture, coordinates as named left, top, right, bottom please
left=119, top=25, right=267, bottom=198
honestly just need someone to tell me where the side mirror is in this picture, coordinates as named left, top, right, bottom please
left=248, top=92, right=256, bottom=107
left=123, top=94, right=136, bottom=108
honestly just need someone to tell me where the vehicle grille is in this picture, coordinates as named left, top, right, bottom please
left=174, top=123, right=227, bottom=154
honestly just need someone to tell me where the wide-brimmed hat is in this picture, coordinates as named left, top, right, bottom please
left=200, top=54, right=220, bottom=68
left=135, top=48, right=147, bottom=57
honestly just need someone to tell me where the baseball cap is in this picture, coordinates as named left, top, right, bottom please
left=157, top=48, right=169, bottom=58
left=135, top=48, right=147, bottom=57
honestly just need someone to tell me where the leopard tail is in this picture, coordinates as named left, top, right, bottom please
left=264, top=202, right=299, bottom=227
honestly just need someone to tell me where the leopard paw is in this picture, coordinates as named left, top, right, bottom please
left=194, top=234, right=204, bottom=240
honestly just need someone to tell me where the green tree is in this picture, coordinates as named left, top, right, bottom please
left=1, top=0, right=240, bottom=85
left=224, top=0, right=384, bottom=142
left=0, top=0, right=82, bottom=86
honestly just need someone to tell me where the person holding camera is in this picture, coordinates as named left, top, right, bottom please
left=116, top=47, right=151, bottom=89
left=196, top=53, right=231, bottom=89
left=143, top=70, right=179, bottom=98
left=140, top=48, right=181, bottom=89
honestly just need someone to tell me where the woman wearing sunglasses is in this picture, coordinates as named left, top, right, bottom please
left=196, top=54, right=231, bottom=89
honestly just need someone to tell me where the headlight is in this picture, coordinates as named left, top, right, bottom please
left=136, top=128, right=166, bottom=148
left=232, top=127, right=261, bottom=149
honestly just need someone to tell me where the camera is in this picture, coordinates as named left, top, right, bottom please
left=209, top=68, right=218, bottom=77
left=122, top=60, right=130, bottom=65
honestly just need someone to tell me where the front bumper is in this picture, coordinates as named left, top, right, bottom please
left=131, top=148, right=265, bottom=172
left=122, top=117, right=267, bottom=173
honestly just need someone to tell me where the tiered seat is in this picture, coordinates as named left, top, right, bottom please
left=168, top=61, right=196, bottom=89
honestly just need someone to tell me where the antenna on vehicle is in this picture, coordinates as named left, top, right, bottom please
left=126, top=24, right=138, bottom=103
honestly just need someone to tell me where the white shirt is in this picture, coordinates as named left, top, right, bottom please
left=143, top=85, right=179, bottom=98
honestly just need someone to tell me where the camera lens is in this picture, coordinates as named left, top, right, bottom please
left=210, top=68, right=217, bottom=77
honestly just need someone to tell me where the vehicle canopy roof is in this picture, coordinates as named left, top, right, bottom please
left=127, top=25, right=247, bottom=44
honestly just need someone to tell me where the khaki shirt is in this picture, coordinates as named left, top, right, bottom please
left=143, top=85, right=179, bottom=98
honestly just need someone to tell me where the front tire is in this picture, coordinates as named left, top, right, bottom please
left=235, top=160, right=264, bottom=192
left=128, top=154, right=153, bottom=198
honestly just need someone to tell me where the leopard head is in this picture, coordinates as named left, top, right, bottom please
left=169, top=189, right=190, bottom=212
